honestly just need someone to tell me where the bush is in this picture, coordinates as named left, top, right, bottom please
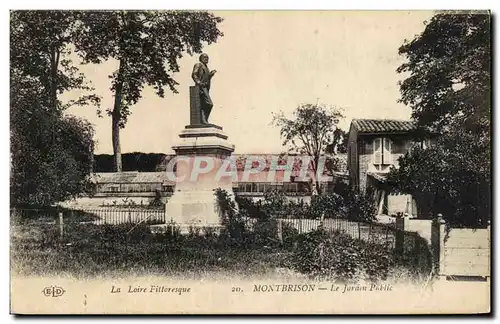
left=343, top=188, right=377, bottom=222
left=309, top=192, right=345, bottom=219
left=361, top=242, right=395, bottom=281
left=292, top=227, right=360, bottom=281
left=251, top=221, right=280, bottom=247
left=281, top=222, right=299, bottom=250
left=387, top=144, right=490, bottom=227
left=235, top=195, right=267, bottom=220
left=214, top=188, right=247, bottom=243
left=216, top=188, right=287, bottom=247
left=291, top=227, right=395, bottom=282
left=261, top=189, right=288, bottom=219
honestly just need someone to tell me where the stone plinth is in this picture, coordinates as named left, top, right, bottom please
left=189, top=86, right=202, bottom=125
left=153, top=126, right=235, bottom=233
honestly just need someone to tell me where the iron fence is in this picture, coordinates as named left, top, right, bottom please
left=275, top=215, right=433, bottom=280
left=11, top=207, right=166, bottom=226
left=277, top=217, right=398, bottom=247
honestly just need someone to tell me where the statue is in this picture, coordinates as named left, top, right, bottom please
left=191, top=53, right=217, bottom=124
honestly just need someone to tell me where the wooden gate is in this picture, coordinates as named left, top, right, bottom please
left=431, top=216, right=490, bottom=280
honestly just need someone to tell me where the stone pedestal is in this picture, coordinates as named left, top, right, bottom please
left=152, top=125, right=235, bottom=234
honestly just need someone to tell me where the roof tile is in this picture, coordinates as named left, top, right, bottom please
left=352, top=119, right=415, bottom=133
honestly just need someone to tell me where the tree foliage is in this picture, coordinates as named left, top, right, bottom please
left=397, top=13, right=490, bottom=134
left=272, top=104, right=344, bottom=194
left=10, top=73, right=95, bottom=206
left=389, top=13, right=491, bottom=227
left=328, top=128, right=348, bottom=154
left=10, top=11, right=101, bottom=112
left=74, top=10, right=224, bottom=172
left=388, top=144, right=490, bottom=227
left=10, top=11, right=98, bottom=206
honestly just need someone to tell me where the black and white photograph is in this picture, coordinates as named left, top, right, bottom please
left=9, top=9, right=491, bottom=314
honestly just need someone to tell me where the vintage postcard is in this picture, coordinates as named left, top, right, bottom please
left=10, top=10, right=491, bottom=314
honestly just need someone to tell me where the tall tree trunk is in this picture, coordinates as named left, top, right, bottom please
left=49, top=46, right=60, bottom=111
left=311, top=155, right=320, bottom=196
left=49, top=47, right=61, bottom=147
left=112, top=60, right=124, bottom=173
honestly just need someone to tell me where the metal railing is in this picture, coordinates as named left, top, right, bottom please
left=10, top=207, right=166, bottom=226
left=274, top=215, right=433, bottom=280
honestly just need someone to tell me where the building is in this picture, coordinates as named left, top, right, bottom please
left=347, top=118, right=427, bottom=217
left=66, top=154, right=348, bottom=207
left=70, top=172, right=175, bottom=207
left=230, top=154, right=347, bottom=201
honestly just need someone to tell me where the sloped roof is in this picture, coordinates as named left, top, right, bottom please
left=91, top=172, right=172, bottom=184
left=232, top=153, right=347, bottom=174
left=92, top=153, right=348, bottom=184
left=352, top=119, right=415, bottom=134
left=367, top=172, right=387, bottom=183
left=157, top=153, right=348, bottom=173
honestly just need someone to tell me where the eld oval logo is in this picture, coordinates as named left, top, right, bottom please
left=42, top=286, right=66, bottom=297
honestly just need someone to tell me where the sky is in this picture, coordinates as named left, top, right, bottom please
left=63, top=10, right=434, bottom=155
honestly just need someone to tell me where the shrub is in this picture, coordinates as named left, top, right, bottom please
left=309, top=192, right=345, bottom=219
left=251, top=220, right=280, bottom=247
left=162, top=223, right=181, bottom=239
left=187, top=226, right=202, bottom=238
left=281, top=222, right=299, bottom=250
left=283, top=199, right=310, bottom=219
left=343, top=188, right=377, bottom=222
left=214, top=188, right=247, bottom=242
left=235, top=195, right=267, bottom=220
left=291, top=227, right=395, bottom=282
left=149, top=189, right=165, bottom=207
left=216, top=188, right=290, bottom=247
left=293, top=227, right=362, bottom=281
left=261, top=189, right=288, bottom=219
left=360, top=242, right=395, bottom=281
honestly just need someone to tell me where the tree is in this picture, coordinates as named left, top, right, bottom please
left=388, top=12, right=491, bottom=227
left=10, top=72, right=95, bottom=206
left=272, top=103, right=344, bottom=195
left=10, top=11, right=100, bottom=113
left=10, top=11, right=99, bottom=206
left=397, top=12, right=490, bottom=136
left=75, top=10, right=224, bottom=172
left=327, top=128, right=348, bottom=154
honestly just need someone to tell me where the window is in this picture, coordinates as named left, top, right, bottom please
left=373, top=138, right=392, bottom=165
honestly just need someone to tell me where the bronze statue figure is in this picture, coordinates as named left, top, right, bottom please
left=191, top=53, right=217, bottom=124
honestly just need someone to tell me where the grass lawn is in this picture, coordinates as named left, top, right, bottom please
left=11, top=222, right=295, bottom=279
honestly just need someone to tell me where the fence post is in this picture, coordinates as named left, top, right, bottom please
left=357, top=222, right=361, bottom=240
left=437, top=215, right=447, bottom=280
left=277, top=219, right=283, bottom=244
left=58, top=211, right=64, bottom=240
left=430, top=214, right=446, bottom=279
left=394, top=217, right=405, bottom=261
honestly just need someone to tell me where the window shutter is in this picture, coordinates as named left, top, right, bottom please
left=372, top=138, right=382, bottom=165
left=383, top=138, right=392, bottom=165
